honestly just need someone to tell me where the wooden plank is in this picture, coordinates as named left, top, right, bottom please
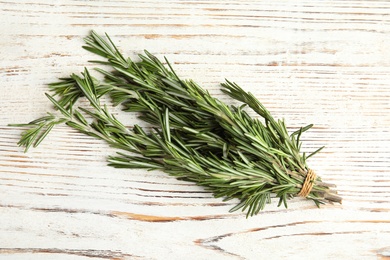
left=1, top=0, right=390, bottom=259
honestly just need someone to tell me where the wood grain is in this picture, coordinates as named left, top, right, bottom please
left=1, top=0, right=390, bottom=259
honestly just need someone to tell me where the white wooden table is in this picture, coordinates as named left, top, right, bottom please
left=1, top=1, right=390, bottom=259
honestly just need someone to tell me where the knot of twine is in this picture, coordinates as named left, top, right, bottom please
left=298, top=169, right=316, bottom=197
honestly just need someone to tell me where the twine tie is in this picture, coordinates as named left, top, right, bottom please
left=298, top=169, right=316, bottom=197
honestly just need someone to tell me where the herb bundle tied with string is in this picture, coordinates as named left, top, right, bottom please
left=12, top=31, right=341, bottom=217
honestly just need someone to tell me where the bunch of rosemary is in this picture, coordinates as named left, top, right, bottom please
left=13, top=31, right=341, bottom=217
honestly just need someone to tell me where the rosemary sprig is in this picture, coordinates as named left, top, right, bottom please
left=12, top=31, right=341, bottom=217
